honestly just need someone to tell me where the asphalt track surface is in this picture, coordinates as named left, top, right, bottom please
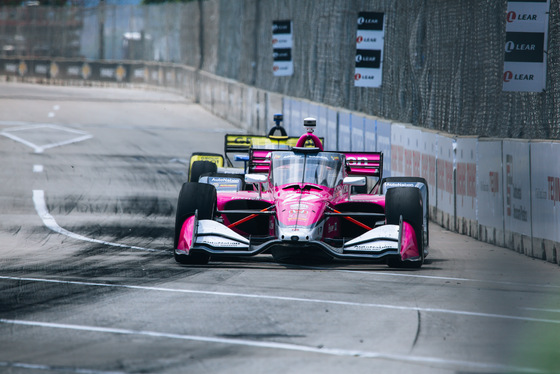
left=0, top=82, right=559, bottom=374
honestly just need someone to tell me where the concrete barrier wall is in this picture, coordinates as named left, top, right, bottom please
left=279, top=98, right=559, bottom=266
left=455, top=137, right=478, bottom=237
left=1, top=57, right=558, bottom=266
left=531, top=142, right=560, bottom=263
left=503, top=140, right=533, bottom=256
left=477, top=139, right=506, bottom=247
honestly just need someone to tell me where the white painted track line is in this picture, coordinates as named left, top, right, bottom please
left=1, top=275, right=559, bottom=326
left=32, top=190, right=165, bottom=253
left=0, top=318, right=545, bottom=373
left=0, top=124, right=92, bottom=153
left=300, top=266, right=560, bottom=290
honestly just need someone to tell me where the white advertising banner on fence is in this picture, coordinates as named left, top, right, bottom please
left=420, top=131, right=437, bottom=208
left=307, top=102, right=320, bottom=123
left=364, top=117, right=376, bottom=152
left=401, top=127, right=423, bottom=177
left=477, top=139, right=504, bottom=230
left=290, top=99, right=303, bottom=136
left=326, top=107, right=338, bottom=151
left=351, top=114, right=365, bottom=151
left=436, top=134, right=455, bottom=216
left=531, top=141, right=560, bottom=242
left=390, top=124, right=407, bottom=177
left=299, top=100, right=310, bottom=128
left=502, top=0, right=549, bottom=92
left=377, top=119, right=391, bottom=177
left=455, top=137, right=477, bottom=221
left=502, top=140, right=532, bottom=236
left=338, top=111, right=351, bottom=151
left=283, top=97, right=292, bottom=133
left=354, top=12, right=385, bottom=88
left=309, top=102, right=327, bottom=143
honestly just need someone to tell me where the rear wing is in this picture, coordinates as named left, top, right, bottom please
left=224, top=134, right=323, bottom=166
left=248, top=150, right=383, bottom=178
left=344, top=152, right=383, bottom=179
left=248, top=149, right=272, bottom=173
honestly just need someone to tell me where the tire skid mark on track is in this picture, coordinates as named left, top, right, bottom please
left=0, top=361, right=126, bottom=374
left=2, top=275, right=560, bottom=326
left=31, top=182, right=558, bottom=302
left=32, top=190, right=165, bottom=253
left=53, top=195, right=175, bottom=217
left=33, top=185, right=558, bottom=292
left=411, top=310, right=422, bottom=352
left=521, top=307, right=560, bottom=313
left=0, top=318, right=546, bottom=374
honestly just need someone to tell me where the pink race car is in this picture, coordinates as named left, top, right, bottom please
left=174, top=118, right=429, bottom=267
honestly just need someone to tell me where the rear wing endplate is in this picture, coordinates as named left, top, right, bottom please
left=344, top=152, right=383, bottom=179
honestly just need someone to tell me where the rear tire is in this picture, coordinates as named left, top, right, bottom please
left=189, top=161, right=217, bottom=182
left=385, top=187, right=424, bottom=268
left=174, top=182, right=216, bottom=265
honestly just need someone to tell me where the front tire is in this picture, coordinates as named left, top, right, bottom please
left=174, top=182, right=216, bottom=264
left=381, top=177, right=429, bottom=247
left=385, top=187, right=424, bottom=268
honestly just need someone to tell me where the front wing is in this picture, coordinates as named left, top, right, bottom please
left=177, top=215, right=422, bottom=262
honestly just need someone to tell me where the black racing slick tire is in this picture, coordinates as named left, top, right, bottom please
left=174, top=182, right=217, bottom=265
left=385, top=187, right=424, bottom=268
left=381, top=176, right=429, bottom=247
left=189, top=161, right=218, bottom=182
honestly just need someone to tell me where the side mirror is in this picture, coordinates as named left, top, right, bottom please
left=245, top=174, right=267, bottom=198
left=245, top=174, right=267, bottom=184
left=343, top=176, right=366, bottom=186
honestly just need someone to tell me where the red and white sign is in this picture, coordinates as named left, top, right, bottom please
left=502, top=0, right=549, bottom=92
left=354, top=12, right=385, bottom=88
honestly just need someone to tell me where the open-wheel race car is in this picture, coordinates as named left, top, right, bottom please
left=174, top=117, right=429, bottom=268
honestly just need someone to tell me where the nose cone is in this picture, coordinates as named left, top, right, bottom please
left=277, top=226, right=315, bottom=242
left=275, top=188, right=329, bottom=242
left=275, top=189, right=328, bottom=228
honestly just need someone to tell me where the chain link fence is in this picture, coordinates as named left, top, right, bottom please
left=1, top=0, right=558, bottom=139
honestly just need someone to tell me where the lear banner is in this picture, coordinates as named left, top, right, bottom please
left=354, top=12, right=385, bottom=88
left=272, top=20, right=293, bottom=77
left=502, top=0, right=549, bottom=92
